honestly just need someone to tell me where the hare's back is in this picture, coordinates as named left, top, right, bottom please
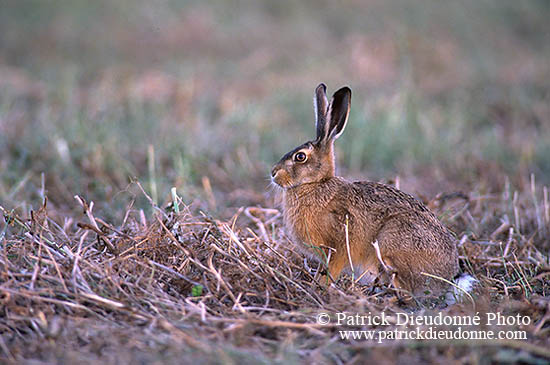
left=343, top=181, right=453, bottom=237
left=347, top=181, right=431, bottom=214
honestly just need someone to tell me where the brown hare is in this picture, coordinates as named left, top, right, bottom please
left=271, top=83, right=474, bottom=297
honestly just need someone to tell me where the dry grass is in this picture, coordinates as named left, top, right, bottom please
left=1, top=175, right=549, bottom=364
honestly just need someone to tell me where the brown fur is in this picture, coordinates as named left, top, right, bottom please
left=271, top=84, right=458, bottom=295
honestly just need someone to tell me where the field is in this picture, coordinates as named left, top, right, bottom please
left=1, top=1, right=549, bottom=363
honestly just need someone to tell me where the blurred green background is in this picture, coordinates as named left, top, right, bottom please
left=1, top=0, right=549, bottom=217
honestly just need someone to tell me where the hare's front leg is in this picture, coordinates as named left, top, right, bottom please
left=318, top=253, right=348, bottom=286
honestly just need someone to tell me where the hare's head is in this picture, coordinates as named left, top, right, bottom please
left=271, top=83, right=351, bottom=189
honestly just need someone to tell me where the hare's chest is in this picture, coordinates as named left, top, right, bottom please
left=283, top=201, right=333, bottom=253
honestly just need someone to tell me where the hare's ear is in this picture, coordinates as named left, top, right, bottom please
left=326, top=86, right=351, bottom=140
left=314, top=83, right=329, bottom=142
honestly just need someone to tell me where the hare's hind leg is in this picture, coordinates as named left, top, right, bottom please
left=375, top=221, right=450, bottom=295
left=383, top=249, right=452, bottom=296
left=381, top=256, right=416, bottom=294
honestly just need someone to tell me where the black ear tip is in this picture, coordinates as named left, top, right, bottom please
left=316, top=83, right=327, bottom=93
left=337, top=86, right=351, bottom=95
left=333, top=86, right=352, bottom=101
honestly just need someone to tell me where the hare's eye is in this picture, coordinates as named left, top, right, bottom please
left=294, top=151, right=307, bottom=163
